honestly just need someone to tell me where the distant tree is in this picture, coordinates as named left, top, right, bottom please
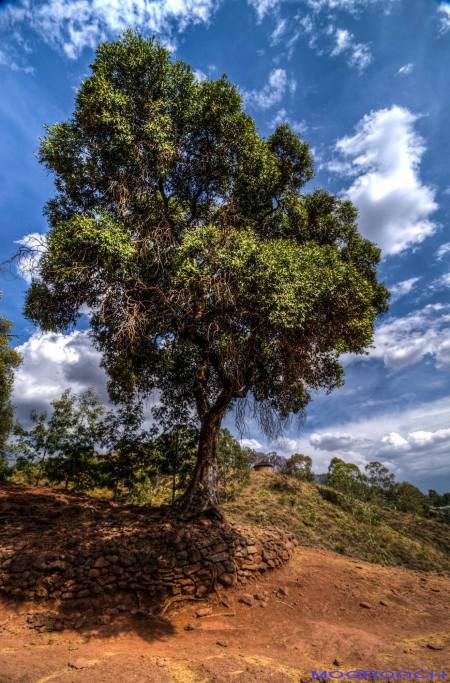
left=327, top=457, right=368, bottom=502
left=13, top=411, right=52, bottom=485
left=393, top=482, right=429, bottom=515
left=365, top=461, right=395, bottom=491
left=153, top=425, right=198, bottom=504
left=0, top=294, right=21, bottom=473
left=428, top=489, right=450, bottom=507
left=284, top=453, right=314, bottom=481
left=24, top=32, right=389, bottom=515
left=216, top=428, right=251, bottom=500
left=100, top=402, right=157, bottom=499
left=43, top=389, right=105, bottom=490
left=365, top=461, right=395, bottom=504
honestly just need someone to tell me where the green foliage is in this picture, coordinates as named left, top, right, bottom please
left=98, top=402, right=157, bottom=499
left=284, top=453, right=314, bottom=481
left=327, top=457, right=369, bottom=503
left=216, top=428, right=251, bottom=501
left=24, top=32, right=389, bottom=509
left=0, top=293, right=21, bottom=455
left=393, top=482, right=429, bottom=515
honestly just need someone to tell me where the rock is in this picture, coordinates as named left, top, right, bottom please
left=184, top=623, right=195, bottom=631
left=333, top=658, right=342, bottom=666
left=259, top=601, right=268, bottom=608
left=427, top=642, right=444, bottom=651
left=195, top=607, right=213, bottom=618
left=216, top=640, right=228, bottom=647
left=218, top=573, right=234, bottom=587
left=52, top=621, right=64, bottom=632
left=379, top=600, right=388, bottom=606
left=277, top=586, right=289, bottom=597
left=359, top=601, right=372, bottom=609
left=238, top=594, right=253, bottom=606
left=68, top=658, right=91, bottom=670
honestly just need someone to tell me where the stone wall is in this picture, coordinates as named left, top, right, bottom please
left=0, top=484, right=297, bottom=617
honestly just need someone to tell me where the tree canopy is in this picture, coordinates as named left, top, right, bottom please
left=0, top=293, right=21, bottom=467
left=24, top=32, right=389, bottom=514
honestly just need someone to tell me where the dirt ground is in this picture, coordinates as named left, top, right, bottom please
left=0, top=547, right=448, bottom=682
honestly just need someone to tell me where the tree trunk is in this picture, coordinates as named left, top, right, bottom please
left=176, top=405, right=225, bottom=518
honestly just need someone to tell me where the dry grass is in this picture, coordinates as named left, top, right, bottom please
left=224, top=472, right=450, bottom=571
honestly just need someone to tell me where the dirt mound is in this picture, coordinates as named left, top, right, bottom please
left=226, top=472, right=450, bottom=571
left=0, top=483, right=296, bottom=622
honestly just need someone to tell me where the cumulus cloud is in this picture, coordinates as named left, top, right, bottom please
left=398, top=62, right=414, bottom=76
left=334, top=106, right=438, bottom=256
left=243, top=68, right=295, bottom=109
left=13, top=331, right=109, bottom=421
left=309, top=432, right=357, bottom=451
left=438, top=2, right=450, bottom=33
left=2, top=0, right=219, bottom=58
left=368, top=303, right=450, bottom=370
left=389, top=277, right=420, bottom=302
left=330, top=28, right=372, bottom=71
left=304, top=396, right=450, bottom=485
left=380, top=428, right=450, bottom=453
left=239, top=438, right=263, bottom=450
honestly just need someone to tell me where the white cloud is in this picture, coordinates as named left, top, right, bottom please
left=438, top=3, right=450, bottom=33
left=389, top=277, right=420, bottom=302
left=13, top=331, right=109, bottom=421
left=398, top=62, right=414, bottom=76
left=247, top=0, right=281, bottom=21
left=2, top=0, right=219, bottom=58
left=380, top=427, right=450, bottom=453
left=334, top=106, right=438, bottom=256
left=368, top=303, right=450, bottom=370
left=243, top=68, right=295, bottom=109
left=0, top=47, right=34, bottom=74
left=306, top=0, right=394, bottom=11
left=269, top=108, right=307, bottom=134
left=436, top=242, right=450, bottom=260
left=271, top=17, right=287, bottom=43
left=15, top=232, right=47, bottom=284
left=193, top=68, right=207, bottom=82
left=239, top=438, right=263, bottom=450
left=302, top=396, right=450, bottom=484
left=330, top=27, right=372, bottom=71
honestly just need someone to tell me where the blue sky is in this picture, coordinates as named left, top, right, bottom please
left=1, top=0, right=450, bottom=491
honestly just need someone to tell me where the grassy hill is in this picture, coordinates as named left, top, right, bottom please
left=225, top=472, right=450, bottom=571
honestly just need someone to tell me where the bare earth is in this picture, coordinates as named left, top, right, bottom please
left=0, top=547, right=448, bottom=682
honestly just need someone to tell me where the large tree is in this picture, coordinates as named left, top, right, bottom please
left=0, top=293, right=21, bottom=461
left=25, top=32, right=388, bottom=515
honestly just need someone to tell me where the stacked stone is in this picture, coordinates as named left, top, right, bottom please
left=0, top=488, right=297, bottom=612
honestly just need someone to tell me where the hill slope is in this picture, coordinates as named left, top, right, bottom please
left=225, top=472, right=450, bottom=571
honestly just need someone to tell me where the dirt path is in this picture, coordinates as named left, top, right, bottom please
left=1, top=548, right=448, bottom=682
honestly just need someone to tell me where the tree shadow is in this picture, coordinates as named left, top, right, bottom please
left=0, top=482, right=246, bottom=643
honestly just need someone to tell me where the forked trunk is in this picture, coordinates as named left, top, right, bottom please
left=176, top=408, right=224, bottom=518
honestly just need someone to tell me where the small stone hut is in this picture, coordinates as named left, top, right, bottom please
left=253, top=459, right=275, bottom=474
